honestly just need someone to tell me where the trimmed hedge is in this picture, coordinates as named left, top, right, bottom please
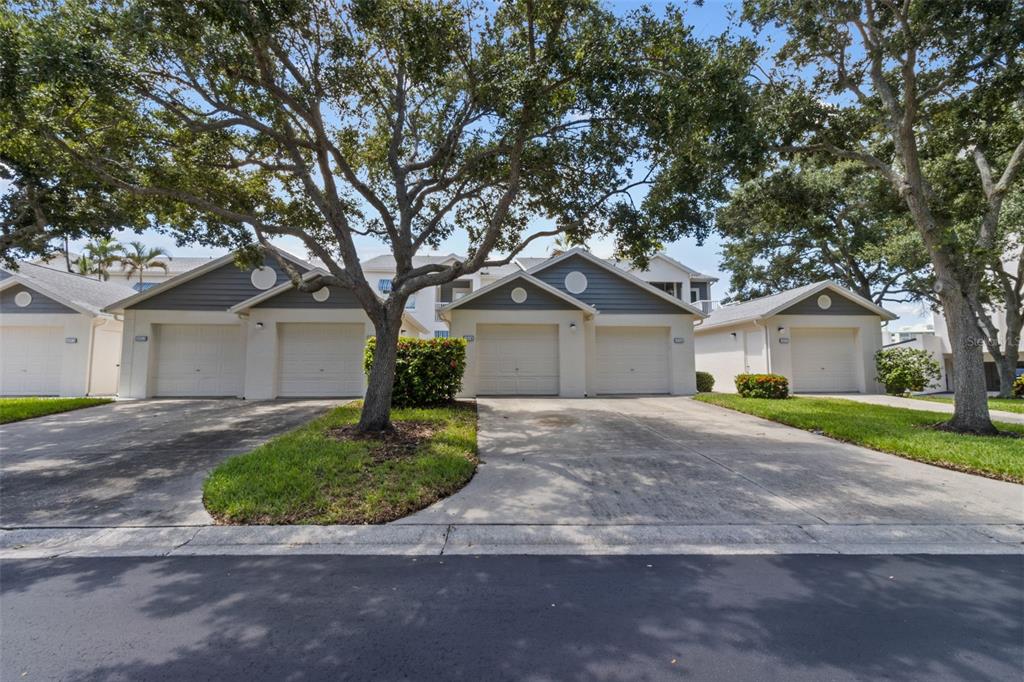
left=364, top=337, right=467, bottom=407
left=875, top=347, right=941, bottom=395
left=696, top=371, right=715, bottom=393
left=735, top=373, right=789, bottom=399
left=1014, top=375, right=1024, bottom=398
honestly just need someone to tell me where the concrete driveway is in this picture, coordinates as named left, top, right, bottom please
left=0, top=399, right=334, bottom=527
left=399, top=397, right=1024, bottom=527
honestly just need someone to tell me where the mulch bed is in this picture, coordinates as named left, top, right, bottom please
left=327, top=421, right=439, bottom=462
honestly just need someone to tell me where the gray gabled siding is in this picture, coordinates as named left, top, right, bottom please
left=777, top=292, right=880, bottom=316
left=533, top=254, right=684, bottom=314
left=130, top=260, right=297, bottom=310
left=459, top=279, right=578, bottom=310
left=254, top=284, right=361, bottom=308
left=0, top=285, right=77, bottom=314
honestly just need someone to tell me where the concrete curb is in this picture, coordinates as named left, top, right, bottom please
left=2, top=523, right=1022, bottom=558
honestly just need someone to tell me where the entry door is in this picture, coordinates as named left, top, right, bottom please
left=477, top=324, right=559, bottom=395
left=277, top=323, right=365, bottom=397
left=0, top=326, right=64, bottom=395
left=790, top=328, right=859, bottom=392
left=595, top=326, right=670, bottom=394
left=153, top=324, right=242, bottom=396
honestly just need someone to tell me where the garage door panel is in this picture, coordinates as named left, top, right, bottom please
left=278, top=323, right=364, bottom=397
left=477, top=324, right=559, bottom=395
left=0, top=326, right=64, bottom=395
left=596, top=327, right=670, bottom=395
left=154, top=324, right=242, bottom=397
left=791, top=328, right=859, bottom=393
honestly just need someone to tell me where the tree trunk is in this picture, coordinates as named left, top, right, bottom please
left=357, top=304, right=405, bottom=432
left=940, top=289, right=998, bottom=433
left=994, top=324, right=1021, bottom=397
left=994, top=353, right=1017, bottom=398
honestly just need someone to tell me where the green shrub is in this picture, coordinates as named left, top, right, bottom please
left=735, top=373, right=789, bottom=399
left=1014, top=374, right=1024, bottom=398
left=875, top=347, right=941, bottom=395
left=364, top=336, right=467, bottom=407
left=696, top=371, right=715, bottom=392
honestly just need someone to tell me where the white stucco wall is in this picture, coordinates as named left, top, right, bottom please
left=118, top=309, right=244, bottom=399
left=694, top=314, right=886, bottom=394
left=692, top=322, right=764, bottom=392
left=448, top=310, right=697, bottom=397
left=242, top=308, right=376, bottom=400
left=449, top=309, right=587, bottom=397
left=119, top=307, right=420, bottom=400
left=586, top=314, right=697, bottom=395
left=1, top=313, right=97, bottom=397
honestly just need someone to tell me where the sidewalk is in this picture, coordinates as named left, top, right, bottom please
left=3, top=522, right=1022, bottom=558
left=811, top=393, right=1024, bottom=425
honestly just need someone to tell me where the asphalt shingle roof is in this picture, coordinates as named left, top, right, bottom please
left=701, top=281, right=880, bottom=329
left=3, top=262, right=138, bottom=316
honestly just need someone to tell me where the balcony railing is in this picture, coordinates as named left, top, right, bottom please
left=694, top=299, right=720, bottom=314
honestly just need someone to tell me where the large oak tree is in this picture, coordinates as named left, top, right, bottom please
left=717, top=159, right=930, bottom=305
left=746, top=0, right=1024, bottom=434
left=1, top=0, right=759, bottom=430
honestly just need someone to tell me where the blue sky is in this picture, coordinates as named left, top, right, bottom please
left=53, top=0, right=931, bottom=326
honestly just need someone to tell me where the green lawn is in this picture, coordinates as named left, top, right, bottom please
left=0, top=397, right=114, bottom=424
left=204, top=401, right=478, bottom=524
left=912, top=395, right=1024, bottom=415
left=693, top=393, right=1024, bottom=484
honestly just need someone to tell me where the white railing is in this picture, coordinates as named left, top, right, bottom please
left=695, top=299, right=720, bottom=314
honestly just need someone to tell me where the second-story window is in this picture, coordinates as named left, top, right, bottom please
left=649, top=281, right=683, bottom=299
left=378, top=278, right=392, bottom=294
left=405, top=294, right=416, bottom=310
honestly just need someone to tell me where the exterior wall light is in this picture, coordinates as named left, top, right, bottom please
left=569, top=322, right=577, bottom=331
left=256, top=322, right=264, bottom=329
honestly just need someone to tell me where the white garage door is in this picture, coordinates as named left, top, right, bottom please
left=791, top=328, right=859, bottom=393
left=0, top=326, right=64, bottom=395
left=154, top=324, right=242, bottom=397
left=278, top=323, right=365, bottom=397
left=477, top=324, right=559, bottom=395
left=595, top=326, right=670, bottom=394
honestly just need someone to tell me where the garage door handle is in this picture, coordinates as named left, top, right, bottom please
left=319, top=369, right=325, bottom=372
left=195, top=369, right=201, bottom=372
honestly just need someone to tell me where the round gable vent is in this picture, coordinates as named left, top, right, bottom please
left=14, top=291, right=32, bottom=308
left=312, top=287, right=330, bottom=302
left=817, top=294, right=832, bottom=310
left=564, top=271, right=588, bottom=294
left=250, top=267, right=277, bottom=290
left=510, top=286, right=528, bottom=304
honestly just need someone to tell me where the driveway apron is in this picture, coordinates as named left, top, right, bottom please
left=0, top=399, right=334, bottom=527
left=397, top=397, right=1024, bottom=527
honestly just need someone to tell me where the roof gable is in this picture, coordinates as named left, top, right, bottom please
left=0, top=262, right=135, bottom=316
left=775, top=291, right=885, bottom=316
left=699, top=281, right=897, bottom=330
left=529, top=250, right=702, bottom=315
left=108, top=248, right=310, bottom=311
left=0, top=283, right=77, bottom=314
left=457, top=278, right=581, bottom=310
left=252, top=283, right=361, bottom=309
left=442, top=271, right=597, bottom=314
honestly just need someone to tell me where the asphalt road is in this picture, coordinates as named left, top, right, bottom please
left=2, top=555, right=1021, bottom=681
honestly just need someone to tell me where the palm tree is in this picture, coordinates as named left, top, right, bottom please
left=84, top=237, right=125, bottom=281
left=73, top=254, right=97, bottom=278
left=120, top=240, right=172, bottom=284
left=550, top=234, right=585, bottom=256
